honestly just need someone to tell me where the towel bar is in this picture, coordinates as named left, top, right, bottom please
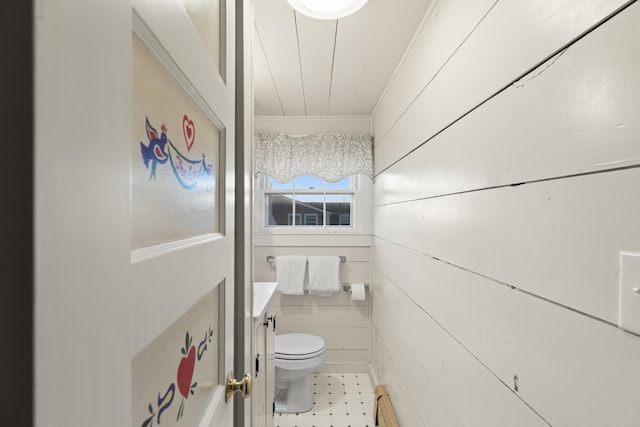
left=266, top=255, right=346, bottom=263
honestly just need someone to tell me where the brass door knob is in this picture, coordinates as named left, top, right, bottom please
left=225, top=372, right=252, bottom=402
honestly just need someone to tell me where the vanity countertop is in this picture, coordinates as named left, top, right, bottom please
left=253, top=282, right=278, bottom=320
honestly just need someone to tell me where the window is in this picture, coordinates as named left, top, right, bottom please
left=260, top=174, right=356, bottom=230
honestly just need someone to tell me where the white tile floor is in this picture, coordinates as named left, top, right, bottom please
left=274, top=373, right=374, bottom=427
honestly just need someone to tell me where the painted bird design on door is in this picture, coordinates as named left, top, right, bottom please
left=140, top=117, right=168, bottom=180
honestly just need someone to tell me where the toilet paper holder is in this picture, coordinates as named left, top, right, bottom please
left=342, top=283, right=369, bottom=292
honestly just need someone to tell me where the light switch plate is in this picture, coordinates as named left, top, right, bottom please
left=618, top=252, right=640, bottom=336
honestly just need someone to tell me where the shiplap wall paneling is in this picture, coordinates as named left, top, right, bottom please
left=254, top=258, right=370, bottom=284
left=372, top=0, right=496, bottom=146
left=371, top=266, right=549, bottom=427
left=254, top=246, right=370, bottom=282
left=375, top=2, right=640, bottom=205
left=370, top=323, right=462, bottom=427
left=373, top=0, right=632, bottom=173
left=252, top=114, right=374, bottom=374
left=374, top=237, right=640, bottom=426
left=275, top=301, right=369, bottom=373
left=254, top=99, right=264, bottom=116
left=322, top=351, right=368, bottom=373
left=273, top=291, right=367, bottom=307
left=370, top=1, right=640, bottom=426
left=254, top=245, right=372, bottom=259
left=370, top=312, right=467, bottom=427
left=277, top=326, right=367, bottom=349
left=374, top=168, right=640, bottom=324
left=275, top=304, right=368, bottom=328
left=253, top=245, right=371, bottom=373
left=271, top=292, right=370, bottom=374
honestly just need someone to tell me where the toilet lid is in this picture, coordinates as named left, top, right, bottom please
left=275, top=333, right=326, bottom=360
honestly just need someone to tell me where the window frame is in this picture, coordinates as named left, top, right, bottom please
left=255, top=173, right=362, bottom=234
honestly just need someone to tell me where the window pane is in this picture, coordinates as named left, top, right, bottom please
left=295, top=194, right=324, bottom=226
left=295, top=175, right=324, bottom=190
left=325, top=176, right=351, bottom=190
left=268, top=177, right=294, bottom=190
left=326, top=194, right=352, bottom=226
left=267, top=194, right=294, bottom=225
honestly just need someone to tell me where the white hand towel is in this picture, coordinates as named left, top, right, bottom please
left=307, top=255, right=341, bottom=297
left=275, top=255, right=307, bottom=295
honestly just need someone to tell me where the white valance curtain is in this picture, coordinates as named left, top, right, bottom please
left=254, top=132, right=373, bottom=183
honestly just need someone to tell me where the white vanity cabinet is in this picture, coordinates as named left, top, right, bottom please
left=253, top=282, right=277, bottom=427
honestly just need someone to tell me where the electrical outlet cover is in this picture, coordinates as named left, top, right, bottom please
left=619, top=252, right=640, bottom=336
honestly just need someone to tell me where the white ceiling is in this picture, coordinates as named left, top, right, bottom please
left=253, top=0, right=433, bottom=117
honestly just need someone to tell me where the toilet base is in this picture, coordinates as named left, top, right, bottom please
left=274, top=375, right=313, bottom=414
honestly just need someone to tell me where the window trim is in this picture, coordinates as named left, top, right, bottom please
left=254, top=173, right=363, bottom=234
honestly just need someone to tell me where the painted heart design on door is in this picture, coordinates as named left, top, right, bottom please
left=140, top=327, right=213, bottom=426
left=177, top=332, right=196, bottom=399
left=177, top=347, right=196, bottom=398
left=182, top=114, right=195, bottom=151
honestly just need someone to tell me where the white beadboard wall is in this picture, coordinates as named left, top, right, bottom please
left=370, top=1, right=640, bottom=427
left=253, top=116, right=373, bottom=374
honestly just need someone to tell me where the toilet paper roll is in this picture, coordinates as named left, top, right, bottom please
left=350, top=283, right=366, bottom=301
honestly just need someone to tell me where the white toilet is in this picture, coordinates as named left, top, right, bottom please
left=274, top=333, right=327, bottom=413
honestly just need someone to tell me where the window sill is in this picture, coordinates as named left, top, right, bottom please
left=253, top=233, right=372, bottom=247
left=257, top=226, right=357, bottom=234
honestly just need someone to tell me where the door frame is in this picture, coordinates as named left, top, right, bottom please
left=235, top=0, right=255, bottom=425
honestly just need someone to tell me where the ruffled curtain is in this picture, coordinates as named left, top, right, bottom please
left=254, top=132, right=373, bottom=183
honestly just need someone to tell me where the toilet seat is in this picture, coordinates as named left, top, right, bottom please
left=275, top=333, right=326, bottom=360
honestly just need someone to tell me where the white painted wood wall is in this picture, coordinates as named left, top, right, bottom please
left=254, top=245, right=371, bottom=373
left=370, top=1, right=640, bottom=426
left=253, top=116, right=373, bottom=374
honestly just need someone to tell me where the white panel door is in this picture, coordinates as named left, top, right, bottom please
left=34, top=0, right=238, bottom=426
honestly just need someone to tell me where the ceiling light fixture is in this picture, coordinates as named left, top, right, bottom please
left=286, top=0, right=368, bottom=20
